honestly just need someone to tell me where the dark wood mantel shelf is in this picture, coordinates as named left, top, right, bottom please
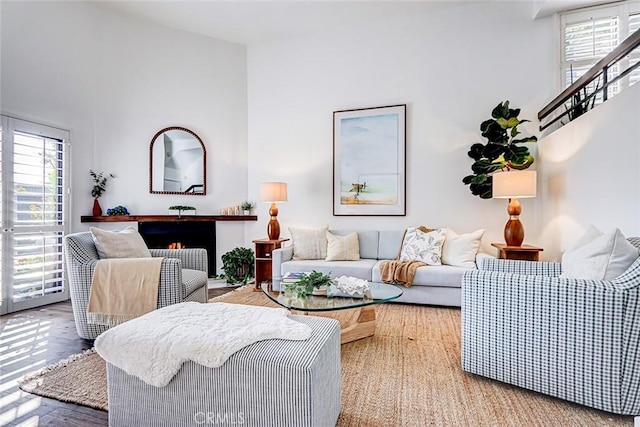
left=81, top=215, right=257, bottom=223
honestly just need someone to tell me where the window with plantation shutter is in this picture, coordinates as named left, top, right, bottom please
left=561, top=2, right=640, bottom=101
left=564, top=16, right=619, bottom=63
left=1, top=116, right=70, bottom=314
left=563, top=14, right=619, bottom=100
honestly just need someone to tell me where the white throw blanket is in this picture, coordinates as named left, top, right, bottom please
left=94, top=302, right=312, bottom=387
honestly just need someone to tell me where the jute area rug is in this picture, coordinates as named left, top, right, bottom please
left=19, top=286, right=631, bottom=426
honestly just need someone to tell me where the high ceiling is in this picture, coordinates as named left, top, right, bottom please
left=94, top=0, right=613, bottom=45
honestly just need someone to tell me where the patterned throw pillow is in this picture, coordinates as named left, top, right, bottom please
left=325, top=231, right=360, bottom=261
left=399, top=227, right=445, bottom=265
left=289, top=227, right=328, bottom=260
left=90, top=226, right=152, bottom=259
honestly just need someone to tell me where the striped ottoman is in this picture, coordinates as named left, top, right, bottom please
left=107, top=315, right=341, bottom=427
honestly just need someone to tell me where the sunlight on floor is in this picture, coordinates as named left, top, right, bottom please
left=0, top=393, right=42, bottom=424
left=0, top=315, right=51, bottom=425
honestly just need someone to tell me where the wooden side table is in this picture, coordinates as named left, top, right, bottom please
left=253, top=238, right=289, bottom=291
left=491, top=243, right=544, bottom=261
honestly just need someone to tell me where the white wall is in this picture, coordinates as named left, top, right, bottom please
left=246, top=2, right=556, bottom=256
left=1, top=2, right=248, bottom=273
left=537, top=82, right=640, bottom=260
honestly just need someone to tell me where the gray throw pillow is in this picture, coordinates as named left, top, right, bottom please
left=90, top=226, right=152, bottom=259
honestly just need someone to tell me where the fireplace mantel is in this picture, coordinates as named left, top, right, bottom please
left=80, top=215, right=257, bottom=276
left=80, top=215, right=257, bottom=223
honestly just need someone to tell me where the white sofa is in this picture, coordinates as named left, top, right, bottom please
left=272, top=229, right=491, bottom=307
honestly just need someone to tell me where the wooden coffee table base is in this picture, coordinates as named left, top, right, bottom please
left=340, top=306, right=376, bottom=344
left=292, top=306, right=377, bottom=344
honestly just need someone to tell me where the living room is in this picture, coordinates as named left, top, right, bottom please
left=2, top=0, right=640, bottom=425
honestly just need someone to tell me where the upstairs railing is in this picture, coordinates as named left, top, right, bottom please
left=538, top=28, right=640, bottom=131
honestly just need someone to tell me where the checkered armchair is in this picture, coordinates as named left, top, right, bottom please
left=461, top=238, right=640, bottom=415
left=63, top=231, right=209, bottom=340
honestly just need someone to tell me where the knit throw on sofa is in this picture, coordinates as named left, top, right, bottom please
left=379, top=226, right=433, bottom=287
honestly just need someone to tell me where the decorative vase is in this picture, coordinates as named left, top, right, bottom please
left=92, top=199, right=102, bottom=216
left=312, top=286, right=328, bottom=296
left=243, top=210, right=250, bottom=215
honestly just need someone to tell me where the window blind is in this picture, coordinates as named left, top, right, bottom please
left=629, top=13, right=640, bottom=86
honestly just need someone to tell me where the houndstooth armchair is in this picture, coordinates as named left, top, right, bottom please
left=461, top=238, right=640, bottom=415
left=63, top=231, right=209, bottom=340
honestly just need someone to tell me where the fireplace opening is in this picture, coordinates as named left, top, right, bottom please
left=138, top=222, right=215, bottom=277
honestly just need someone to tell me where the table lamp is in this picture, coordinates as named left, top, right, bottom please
left=492, top=170, right=536, bottom=246
left=260, top=182, right=288, bottom=240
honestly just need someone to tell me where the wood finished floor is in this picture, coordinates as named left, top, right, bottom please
left=0, top=288, right=233, bottom=427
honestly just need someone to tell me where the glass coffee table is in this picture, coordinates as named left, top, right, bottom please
left=262, top=280, right=403, bottom=344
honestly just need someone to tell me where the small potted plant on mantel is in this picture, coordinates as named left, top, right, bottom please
left=240, top=200, right=255, bottom=215
left=168, top=205, right=196, bottom=218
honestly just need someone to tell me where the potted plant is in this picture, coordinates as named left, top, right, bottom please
left=168, top=205, right=196, bottom=218
left=90, top=170, right=114, bottom=216
left=240, top=200, right=255, bottom=215
left=284, top=270, right=333, bottom=299
left=462, top=101, right=537, bottom=199
left=219, top=247, right=255, bottom=285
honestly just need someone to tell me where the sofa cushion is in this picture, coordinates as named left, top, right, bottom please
left=326, top=231, right=360, bottom=261
left=329, top=230, right=379, bottom=259
left=399, top=228, right=445, bottom=265
left=441, top=228, right=484, bottom=268
left=281, top=259, right=378, bottom=281
left=560, top=226, right=639, bottom=280
left=90, top=226, right=151, bottom=259
left=378, top=230, right=405, bottom=260
left=373, top=261, right=468, bottom=288
left=289, top=226, right=328, bottom=260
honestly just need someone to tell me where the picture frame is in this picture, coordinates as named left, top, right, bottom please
left=333, top=104, right=406, bottom=216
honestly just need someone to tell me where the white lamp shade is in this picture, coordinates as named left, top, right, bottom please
left=260, top=182, right=288, bottom=202
left=492, top=170, right=537, bottom=198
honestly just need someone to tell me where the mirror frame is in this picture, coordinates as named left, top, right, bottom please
left=149, top=126, right=207, bottom=195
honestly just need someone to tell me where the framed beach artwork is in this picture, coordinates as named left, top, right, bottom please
left=333, top=104, right=406, bottom=216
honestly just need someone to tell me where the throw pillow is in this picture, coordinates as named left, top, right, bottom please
left=560, top=226, right=639, bottom=280
left=570, top=224, right=603, bottom=249
left=90, top=226, right=152, bottom=259
left=326, top=231, right=360, bottom=261
left=441, top=229, right=485, bottom=268
left=289, top=226, right=328, bottom=260
left=399, top=227, right=445, bottom=265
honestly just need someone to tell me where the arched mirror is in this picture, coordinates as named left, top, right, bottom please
left=149, top=127, right=206, bottom=195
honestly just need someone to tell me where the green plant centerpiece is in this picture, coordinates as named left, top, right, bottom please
left=284, top=270, right=333, bottom=299
left=219, top=247, right=255, bottom=285
left=462, top=101, right=537, bottom=199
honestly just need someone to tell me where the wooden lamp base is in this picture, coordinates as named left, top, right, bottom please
left=504, top=197, right=525, bottom=246
left=504, top=218, right=525, bottom=246
left=267, top=202, right=280, bottom=240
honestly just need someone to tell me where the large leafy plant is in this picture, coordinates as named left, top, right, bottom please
left=463, top=101, right=537, bottom=199
left=219, top=247, right=255, bottom=285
